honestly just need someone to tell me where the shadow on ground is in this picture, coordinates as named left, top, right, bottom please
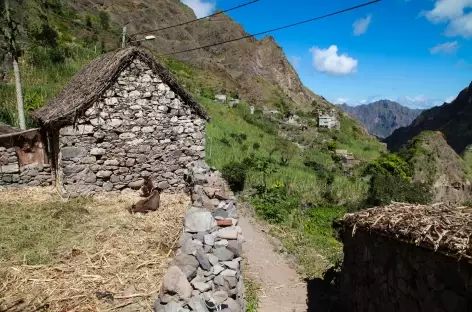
left=306, top=266, right=343, bottom=312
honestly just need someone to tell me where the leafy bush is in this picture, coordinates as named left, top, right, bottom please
left=327, top=141, right=337, bottom=151
left=367, top=174, right=431, bottom=206
left=200, top=87, right=215, bottom=99
left=250, top=183, right=300, bottom=223
left=98, top=12, right=110, bottom=30
left=85, top=15, right=92, bottom=28
left=364, top=153, right=412, bottom=179
left=222, top=162, right=247, bottom=192
left=253, top=142, right=261, bottom=150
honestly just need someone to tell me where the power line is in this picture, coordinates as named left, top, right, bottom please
left=128, top=0, right=260, bottom=37
left=165, top=0, right=381, bottom=56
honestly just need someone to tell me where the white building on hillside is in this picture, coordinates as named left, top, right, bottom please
left=318, top=115, right=337, bottom=129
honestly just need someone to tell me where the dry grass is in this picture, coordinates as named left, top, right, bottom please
left=0, top=187, right=190, bottom=311
left=338, top=202, right=472, bottom=262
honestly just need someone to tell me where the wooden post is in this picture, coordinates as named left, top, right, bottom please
left=121, top=26, right=127, bottom=48
left=5, top=0, right=25, bottom=129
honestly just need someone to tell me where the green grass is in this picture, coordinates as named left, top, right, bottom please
left=268, top=206, right=346, bottom=278
left=0, top=196, right=92, bottom=265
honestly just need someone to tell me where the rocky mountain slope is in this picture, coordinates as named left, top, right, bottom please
left=400, top=131, right=471, bottom=204
left=338, top=100, right=422, bottom=138
left=385, top=81, right=472, bottom=154
left=64, top=0, right=328, bottom=112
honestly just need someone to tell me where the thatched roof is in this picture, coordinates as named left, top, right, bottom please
left=33, top=47, right=210, bottom=128
left=0, top=123, right=19, bottom=135
left=337, top=203, right=472, bottom=262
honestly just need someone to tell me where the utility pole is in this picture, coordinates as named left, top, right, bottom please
left=121, top=26, right=126, bottom=48
left=4, top=0, right=25, bottom=129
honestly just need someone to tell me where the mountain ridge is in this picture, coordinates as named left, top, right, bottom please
left=338, top=100, right=422, bottom=138
left=385, top=81, right=472, bottom=154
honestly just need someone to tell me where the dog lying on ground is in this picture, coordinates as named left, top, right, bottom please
left=128, top=189, right=161, bottom=214
left=140, top=176, right=154, bottom=197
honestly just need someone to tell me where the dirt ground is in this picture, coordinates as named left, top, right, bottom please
left=0, top=187, right=190, bottom=312
left=239, top=210, right=308, bottom=312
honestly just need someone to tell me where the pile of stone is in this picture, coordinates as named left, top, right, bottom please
left=0, top=147, right=52, bottom=188
left=154, top=161, right=245, bottom=312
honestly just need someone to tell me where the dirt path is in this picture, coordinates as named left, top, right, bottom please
left=239, top=214, right=308, bottom=312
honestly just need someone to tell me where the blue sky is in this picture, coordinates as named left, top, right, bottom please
left=181, top=0, right=472, bottom=109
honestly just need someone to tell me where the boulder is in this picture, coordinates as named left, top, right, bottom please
left=161, top=266, right=192, bottom=301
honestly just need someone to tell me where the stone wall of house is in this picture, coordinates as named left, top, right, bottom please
left=0, top=147, right=52, bottom=188
left=340, top=228, right=472, bottom=312
left=154, top=161, right=245, bottom=312
left=58, top=58, right=205, bottom=197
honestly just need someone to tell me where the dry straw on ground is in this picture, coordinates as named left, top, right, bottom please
left=339, top=202, right=472, bottom=262
left=0, top=187, right=190, bottom=312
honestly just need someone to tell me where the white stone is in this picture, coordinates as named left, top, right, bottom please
left=136, top=99, right=148, bottom=105
left=109, top=119, right=123, bottom=127
left=60, top=125, right=94, bottom=136
left=131, top=126, right=141, bottom=132
left=105, top=97, right=118, bottom=105
left=130, top=105, right=141, bottom=110
left=129, top=90, right=141, bottom=98
left=90, top=148, right=106, bottom=156
left=158, top=105, right=167, bottom=112
left=119, top=133, right=136, bottom=140
left=90, top=118, right=105, bottom=126
left=142, top=126, right=154, bottom=133
left=213, top=264, right=224, bottom=275
left=220, top=269, right=237, bottom=277
left=170, top=116, right=179, bottom=123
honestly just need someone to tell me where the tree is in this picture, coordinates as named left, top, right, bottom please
left=98, top=11, right=110, bottom=30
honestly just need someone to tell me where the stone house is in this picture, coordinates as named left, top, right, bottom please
left=336, top=203, right=472, bottom=312
left=33, top=47, right=210, bottom=197
left=0, top=124, right=51, bottom=188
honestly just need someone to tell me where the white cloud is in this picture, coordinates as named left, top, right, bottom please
left=352, top=15, right=372, bottom=36
left=181, top=0, right=216, bottom=18
left=290, top=56, right=301, bottom=68
left=445, top=12, right=472, bottom=38
left=336, top=98, right=349, bottom=104
left=429, top=41, right=459, bottom=54
left=445, top=95, right=456, bottom=103
left=309, top=45, right=358, bottom=76
left=396, top=95, right=444, bottom=109
left=422, top=0, right=472, bottom=38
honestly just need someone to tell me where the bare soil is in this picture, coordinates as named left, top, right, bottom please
left=240, top=212, right=307, bottom=312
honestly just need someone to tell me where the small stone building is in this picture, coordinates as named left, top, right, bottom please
left=0, top=124, right=52, bottom=188
left=33, top=47, right=210, bottom=197
left=337, top=203, right=472, bottom=312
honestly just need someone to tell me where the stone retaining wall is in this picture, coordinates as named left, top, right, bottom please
left=57, top=58, right=205, bottom=197
left=0, top=147, right=52, bottom=188
left=154, top=161, right=245, bottom=312
left=340, top=228, right=472, bottom=312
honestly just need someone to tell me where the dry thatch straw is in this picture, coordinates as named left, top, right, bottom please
left=338, top=202, right=472, bottom=262
left=33, top=47, right=210, bottom=129
left=0, top=187, right=190, bottom=311
left=0, top=123, right=19, bottom=135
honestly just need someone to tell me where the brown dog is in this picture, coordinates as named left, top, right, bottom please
left=128, top=189, right=161, bottom=214
left=140, top=176, right=154, bottom=198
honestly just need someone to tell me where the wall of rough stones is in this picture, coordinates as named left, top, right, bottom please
left=154, top=161, right=245, bottom=312
left=0, top=144, right=52, bottom=188
left=340, top=228, right=472, bottom=312
left=57, top=58, right=205, bottom=197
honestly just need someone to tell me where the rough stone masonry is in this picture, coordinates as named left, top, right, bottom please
left=57, top=59, right=205, bottom=196
left=0, top=147, right=52, bottom=188
left=154, top=161, right=245, bottom=312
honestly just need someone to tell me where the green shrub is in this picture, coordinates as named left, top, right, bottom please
left=367, top=174, right=431, bottom=206
left=200, top=87, right=215, bottom=99
left=222, top=162, right=247, bottom=192
left=85, top=15, right=92, bottom=28
left=98, top=11, right=110, bottom=30
left=253, top=142, right=260, bottom=150
left=327, top=141, right=337, bottom=151
left=250, top=183, right=300, bottom=223
left=364, top=153, right=412, bottom=179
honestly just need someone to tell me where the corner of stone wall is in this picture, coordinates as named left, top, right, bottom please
left=0, top=147, right=53, bottom=188
left=154, top=161, right=245, bottom=312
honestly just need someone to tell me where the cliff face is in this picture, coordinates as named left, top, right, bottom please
left=67, top=0, right=320, bottom=111
left=385, top=81, right=472, bottom=154
left=339, top=100, right=422, bottom=138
